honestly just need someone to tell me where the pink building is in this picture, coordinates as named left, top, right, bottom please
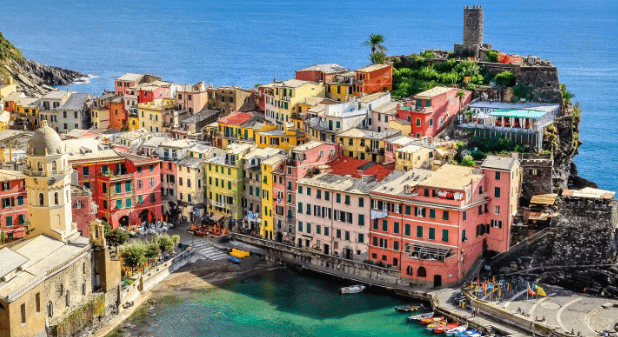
left=294, top=156, right=392, bottom=260
left=368, top=157, right=520, bottom=288
left=271, top=141, right=342, bottom=245
left=71, top=185, right=97, bottom=237
left=396, top=87, right=471, bottom=138
left=295, top=64, right=349, bottom=83
left=175, top=82, right=208, bottom=113
left=0, top=170, right=28, bottom=240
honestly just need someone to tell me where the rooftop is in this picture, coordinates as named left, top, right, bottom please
left=562, top=187, right=616, bottom=199
left=297, top=64, right=349, bottom=74
left=226, top=143, right=254, bottom=155
left=0, top=169, right=24, bottom=182
left=397, top=144, right=427, bottom=154
left=181, top=109, right=218, bottom=124
left=356, top=64, right=391, bottom=73
left=60, top=93, right=91, bottom=110
left=326, top=156, right=393, bottom=181
left=116, top=73, right=145, bottom=82
left=357, top=91, right=390, bottom=104
left=481, top=155, right=519, bottom=171
left=188, top=143, right=220, bottom=155
left=530, top=194, right=558, bottom=206
left=371, top=169, right=434, bottom=197
left=469, top=101, right=560, bottom=113
left=272, top=79, right=315, bottom=88
left=160, top=139, right=196, bottom=149
left=489, top=109, right=549, bottom=119
left=337, top=127, right=399, bottom=140
left=372, top=101, right=399, bottom=114
left=421, top=164, right=483, bottom=190
left=218, top=111, right=254, bottom=126
left=42, top=90, right=71, bottom=100
left=177, top=156, right=204, bottom=168
left=292, top=141, right=323, bottom=153
left=414, top=86, right=453, bottom=99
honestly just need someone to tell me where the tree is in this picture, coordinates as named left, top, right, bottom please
left=144, top=243, right=161, bottom=265
left=362, top=34, right=386, bottom=55
left=0, top=231, right=5, bottom=245
left=154, top=234, right=174, bottom=254
left=494, top=71, right=517, bottom=87
left=106, top=228, right=129, bottom=248
left=121, top=245, right=146, bottom=275
left=460, top=155, right=476, bottom=167
left=370, top=52, right=387, bottom=64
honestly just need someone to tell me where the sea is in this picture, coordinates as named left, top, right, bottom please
left=118, top=268, right=429, bottom=337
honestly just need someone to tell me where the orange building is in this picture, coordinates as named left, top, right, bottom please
left=353, top=64, right=392, bottom=97
left=109, top=97, right=126, bottom=130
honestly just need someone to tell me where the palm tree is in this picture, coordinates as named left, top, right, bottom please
left=362, top=34, right=387, bottom=55
left=456, top=91, right=466, bottom=113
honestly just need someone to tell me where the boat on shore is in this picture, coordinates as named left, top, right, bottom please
left=395, top=304, right=421, bottom=313
left=409, top=312, right=433, bottom=322
left=340, top=284, right=366, bottom=294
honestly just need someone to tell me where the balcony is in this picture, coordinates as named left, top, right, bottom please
left=24, top=167, right=72, bottom=177
left=211, top=200, right=226, bottom=208
left=366, top=147, right=385, bottom=155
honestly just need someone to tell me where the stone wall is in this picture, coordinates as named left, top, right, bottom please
left=51, top=294, right=105, bottom=337
left=519, top=155, right=554, bottom=203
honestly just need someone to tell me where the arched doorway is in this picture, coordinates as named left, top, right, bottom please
left=118, top=216, right=130, bottom=227
left=139, top=209, right=153, bottom=225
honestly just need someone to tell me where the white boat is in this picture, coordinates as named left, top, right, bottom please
left=340, top=285, right=365, bottom=294
left=408, top=312, right=433, bottom=321
left=446, top=325, right=467, bottom=336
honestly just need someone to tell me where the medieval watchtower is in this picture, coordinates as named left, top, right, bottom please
left=455, top=5, right=491, bottom=59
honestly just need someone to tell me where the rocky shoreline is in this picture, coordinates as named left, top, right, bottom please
left=1, top=58, right=88, bottom=97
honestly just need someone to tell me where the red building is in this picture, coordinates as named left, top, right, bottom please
left=295, top=64, right=349, bottom=83
left=396, top=87, right=471, bottom=138
left=109, top=97, right=126, bottom=130
left=71, top=185, right=97, bottom=237
left=138, top=84, right=171, bottom=104
left=0, top=170, right=28, bottom=240
left=69, top=150, right=163, bottom=229
left=368, top=157, right=520, bottom=288
left=353, top=64, right=392, bottom=97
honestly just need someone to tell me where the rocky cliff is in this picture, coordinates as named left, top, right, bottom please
left=0, top=32, right=86, bottom=97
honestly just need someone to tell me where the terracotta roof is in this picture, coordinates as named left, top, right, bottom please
left=530, top=194, right=558, bottom=205
left=218, top=111, right=254, bottom=126
left=326, top=157, right=392, bottom=181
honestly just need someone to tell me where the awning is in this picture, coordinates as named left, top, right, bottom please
left=530, top=194, right=557, bottom=206
left=210, top=214, right=224, bottom=222
left=528, top=212, right=549, bottom=221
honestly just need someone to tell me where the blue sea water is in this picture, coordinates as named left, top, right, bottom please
left=0, top=0, right=616, bottom=190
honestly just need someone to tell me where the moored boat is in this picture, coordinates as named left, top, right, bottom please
left=340, top=284, right=366, bottom=294
left=435, top=322, right=460, bottom=334
left=408, top=312, right=433, bottom=322
left=421, top=316, right=444, bottom=325
left=228, top=255, right=241, bottom=263
left=427, top=319, right=447, bottom=330
left=395, top=304, right=420, bottom=313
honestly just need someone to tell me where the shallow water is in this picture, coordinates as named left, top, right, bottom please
left=121, top=268, right=430, bottom=337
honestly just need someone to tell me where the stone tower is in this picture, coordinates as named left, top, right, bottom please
left=24, top=120, right=78, bottom=242
left=463, top=5, right=483, bottom=52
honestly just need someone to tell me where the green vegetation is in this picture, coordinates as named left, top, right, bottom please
left=494, top=70, right=517, bottom=87
left=362, top=34, right=387, bottom=64
left=0, top=32, right=23, bottom=62
left=153, top=234, right=180, bottom=254
left=420, top=49, right=435, bottom=59
left=103, top=220, right=130, bottom=247
left=121, top=244, right=147, bottom=275
left=485, top=50, right=499, bottom=62
left=472, top=135, right=531, bottom=155
left=392, top=59, right=484, bottom=99
left=560, top=83, right=575, bottom=106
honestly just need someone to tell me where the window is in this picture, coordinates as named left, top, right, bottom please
left=394, top=222, right=400, bottom=234
left=345, top=231, right=350, bottom=241
left=382, top=220, right=388, bottom=232
left=316, top=190, right=321, bottom=199
left=306, top=188, right=311, bottom=196
left=463, top=211, right=467, bottom=221
left=394, top=241, right=399, bottom=250
left=417, top=267, right=426, bottom=277
left=150, top=178, right=155, bottom=187
left=116, top=200, right=122, bottom=209
left=336, top=194, right=341, bottom=203
left=115, top=183, right=121, bottom=194
left=373, top=236, right=378, bottom=246
left=429, top=209, right=435, bottom=219
left=442, top=229, right=449, bottom=242
left=405, top=205, right=411, bottom=215
left=138, top=180, right=143, bottom=189
left=358, top=197, right=364, bottom=207
left=415, top=207, right=426, bottom=217
left=39, top=193, right=44, bottom=206
left=406, top=266, right=413, bottom=275
left=358, top=233, right=364, bottom=243
left=21, top=303, right=26, bottom=323
left=404, top=223, right=410, bottom=238
left=298, top=186, right=303, bottom=194
left=324, top=227, right=329, bottom=236
left=325, top=191, right=330, bottom=201
left=149, top=164, right=154, bottom=172
left=478, top=205, right=483, bottom=215
left=103, top=200, right=107, bottom=209
left=297, top=202, right=303, bottom=213
left=494, top=206, right=500, bottom=215
left=345, top=195, right=350, bottom=205
left=5, top=216, right=11, bottom=227
left=429, top=119, right=433, bottom=127
left=416, top=118, right=421, bottom=127
left=495, top=171, right=501, bottom=180
left=495, top=187, right=501, bottom=198
left=336, top=229, right=342, bottom=239
left=462, top=230, right=467, bottom=242
left=306, top=223, right=311, bottom=234
left=358, top=214, right=364, bottom=226
left=36, top=292, right=41, bottom=313
left=373, top=218, right=378, bottom=230
left=416, top=226, right=423, bottom=238
left=65, top=291, right=70, bottom=307
left=125, top=181, right=131, bottom=192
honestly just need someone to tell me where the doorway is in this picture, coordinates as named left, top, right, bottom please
left=323, top=244, right=329, bottom=255
left=434, top=274, right=442, bottom=288
left=344, top=248, right=353, bottom=260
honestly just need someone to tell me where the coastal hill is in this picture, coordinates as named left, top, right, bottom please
left=0, top=32, right=86, bottom=97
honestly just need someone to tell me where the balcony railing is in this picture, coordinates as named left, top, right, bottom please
left=211, top=200, right=226, bottom=208
left=24, top=167, right=72, bottom=177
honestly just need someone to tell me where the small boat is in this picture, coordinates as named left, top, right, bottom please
left=445, top=325, right=466, bottom=336
left=395, top=304, right=421, bottom=313
left=409, top=312, right=433, bottom=322
left=435, top=322, right=460, bottom=334
left=421, top=316, right=444, bottom=325
left=427, top=320, right=447, bottom=330
left=228, top=255, right=241, bottom=263
left=340, top=285, right=365, bottom=294
left=455, top=329, right=477, bottom=337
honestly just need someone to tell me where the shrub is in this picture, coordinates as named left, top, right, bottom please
left=494, top=71, right=517, bottom=87
left=485, top=50, right=499, bottom=62
left=461, top=155, right=476, bottom=167
left=421, top=49, right=435, bottom=59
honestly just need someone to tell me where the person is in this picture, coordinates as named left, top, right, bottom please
left=542, top=315, right=545, bottom=322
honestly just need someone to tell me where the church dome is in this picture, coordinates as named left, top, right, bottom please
left=27, top=120, right=64, bottom=156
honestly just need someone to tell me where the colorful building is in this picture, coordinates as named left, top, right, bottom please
left=0, top=77, right=17, bottom=99
left=397, top=87, right=471, bottom=138
left=353, top=64, right=392, bottom=97
left=255, top=126, right=307, bottom=151
left=207, top=86, right=256, bottom=114
left=326, top=71, right=355, bottom=102
left=175, top=82, right=209, bottom=113
left=71, top=184, right=97, bottom=237
left=395, top=144, right=435, bottom=171
left=270, top=141, right=343, bottom=245
left=137, top=98, right=176, bottom=133
left=0, top=170, right=27, bottom=240
left=260, top=153, right=286, bottom=240
left=263, top=79, right=325, bottom=125
left=109, top=97, right=126, bottom=130
left=295, top=64, right=349, bottom=83
left=12, top=97, right=40, bottom=130
left=215, top=111, right=257, bottom=148
left=91, top=93, right=114, bottom=130
left=205, top=143, right=254, bottom=225
left=336, top=127, right=400, bottom=163
left=368, top=158, right=521, bottom=288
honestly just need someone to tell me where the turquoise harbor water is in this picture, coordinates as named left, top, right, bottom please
left=125, top=268, right=429, bottom=337
left=1, top=0, right=617, bottom=190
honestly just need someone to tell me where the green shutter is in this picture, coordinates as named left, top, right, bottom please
left=116, top=183, right=121, bottom=193
left=138, top=195, right=143, bottom=204
left=358, top=214, right=364, bottom=226
left=442, top=229, right=449, bottom=242
left=429, top=228, right=435, bottom=240
left=429, top=209, right=435, bottom=218
left=405, top=224, right=411, bottom=236
left=116, top=200, right=122, bottom=209
left=417, top=226, right=423, bottom=238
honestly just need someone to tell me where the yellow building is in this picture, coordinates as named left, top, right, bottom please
left=215, top=111, right=276, bottom=148
left=264, top=79, right=325, bottom=124
left=388, top=118, right=412, bottom=136
left=326, top=71, right=355, bottom=102
left=260, top=154, right=285, bottom=240
left=205, top=143, right=254, bottom=222
left=337, top=128, right=400, bottom=163
left=0, top=77, right=16, bottom=99
left=137, top=98, right=176, bottom=133
left=13, top=97, right=40, bottom=129
left=395, top=144, right=434, bottom=171
left=256, top=126, right=307, bottom=151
